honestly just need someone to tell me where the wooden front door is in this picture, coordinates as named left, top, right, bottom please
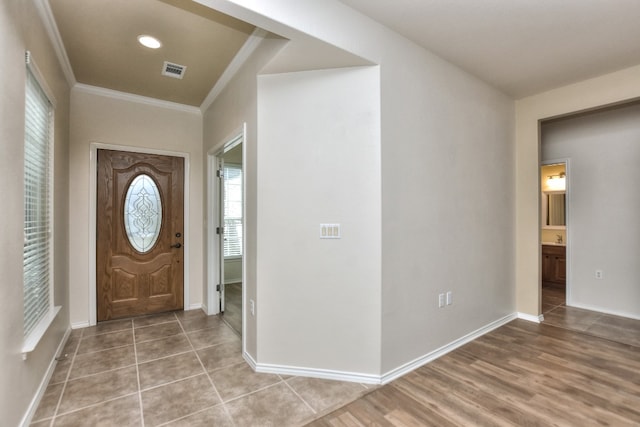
left=97, top=149, right=184, bottom=321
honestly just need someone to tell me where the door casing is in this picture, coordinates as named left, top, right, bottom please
left=88, top=142, right=191, bottom=327
left=206, top=125, right=246, bottom=325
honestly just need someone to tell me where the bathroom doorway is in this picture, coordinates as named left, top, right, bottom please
left=540, top=161, right=568, bottom=314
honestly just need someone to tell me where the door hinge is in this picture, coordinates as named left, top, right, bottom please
left=216, top=169, right=223, bottom=178
left=216, top=227, right=224, bottom=235
left=217, top=284, right=224, bottom=292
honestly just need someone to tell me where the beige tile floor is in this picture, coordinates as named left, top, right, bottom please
left=31, top=310, right=372, bottom=426
left=542, top=285, right=640, bottom=347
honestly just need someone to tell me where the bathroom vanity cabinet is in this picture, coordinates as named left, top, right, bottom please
left=542, top=245, right=566, bottom=286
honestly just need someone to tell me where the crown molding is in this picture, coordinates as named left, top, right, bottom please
left=33, top=0, right=76, bottom=87
left=200, top=27, right=268, bottom=113
left=74, top=84, right=202, bottom=115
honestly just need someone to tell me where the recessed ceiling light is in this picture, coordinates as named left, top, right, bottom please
left=137, top=35, right=161, bottom=49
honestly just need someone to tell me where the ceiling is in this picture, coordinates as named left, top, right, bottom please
left=339, top=0, right=640, bottom=98
left=48, top=1, right=640, bottom=104
left=49, top=0, right=255, bottom=106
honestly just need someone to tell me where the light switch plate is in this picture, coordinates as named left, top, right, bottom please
left=320, top=224, right=341, bottom=239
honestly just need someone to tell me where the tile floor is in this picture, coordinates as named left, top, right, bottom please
left=542, top=285, right=640, bottom=347
left=31, top=310, right=372, bottom=426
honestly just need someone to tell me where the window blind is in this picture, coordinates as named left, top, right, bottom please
left=23, top=64, right=53, bottom=338
left=223, top=164, right=243, bottom=257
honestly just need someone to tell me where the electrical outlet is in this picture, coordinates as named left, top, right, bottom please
left=438, top=293, right=445, bottom=308
left=446, top=291, right=453, bottom=305
left=250, top=299, right=255, bottom=316
left=595, top=270, right=603, bottom=279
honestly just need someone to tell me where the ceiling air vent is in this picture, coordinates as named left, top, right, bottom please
left=162, top=61, right=187, bottom=79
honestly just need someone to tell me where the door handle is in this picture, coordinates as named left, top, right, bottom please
left=170, top=243, right=182, bottom=249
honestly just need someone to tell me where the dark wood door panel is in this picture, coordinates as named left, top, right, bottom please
left=97, top=149, right=184, bottom=321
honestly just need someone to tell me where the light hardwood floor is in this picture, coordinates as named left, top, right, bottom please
left=307, top=291, right=640, bottom=426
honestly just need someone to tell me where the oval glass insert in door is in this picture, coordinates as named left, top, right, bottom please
left=124, top=174, right=163, bottom=253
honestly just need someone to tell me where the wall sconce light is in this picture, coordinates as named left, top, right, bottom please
left=547, top=172, right=566, bottom=191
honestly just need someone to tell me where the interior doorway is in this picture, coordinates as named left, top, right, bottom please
left=540, top=161, right=568, bottom=315
left=208, top=130, right=244, bottom=336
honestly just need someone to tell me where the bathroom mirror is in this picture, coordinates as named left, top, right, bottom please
left=543, top=192, right=566, bottom=227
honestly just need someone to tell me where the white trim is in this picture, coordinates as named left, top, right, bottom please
left=206, top=125, right=246, bottom=317
left=20, top=327, right=71, bottom=427
left=200, top=28, right=268, bottom=112
left=71, top=321, right=90, bottom=330
left=89, top=143, right=191, bottom=326
left=33, top=0, right=76, bottom=87
left=250, top=314, right=518, bottom=386
left=74, top=84, right=201, bottom=115
left=244, top=350, right=258, bottom=370
left=224, top=277, right=243, bottom=285
left=256, top=363, right=380, bottom=385
left=21, top=306, right=61, bottom=358
left=568, top=303, right=640, bottom=321
left=380, top=313, right=517, bottom=384
left=188, top=303, right=203, bottom=311
left=517, top=312, right=544, bottom=323
left=206, top=153, right=219, bottom=316
left=25, top=52, right=57, bottom=107
left=540, top=158, right=571, bottom=312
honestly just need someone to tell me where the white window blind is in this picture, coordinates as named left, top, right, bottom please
left=23, top=59, right=54, bottom=340
left=223, top=164, right=243, bottom=257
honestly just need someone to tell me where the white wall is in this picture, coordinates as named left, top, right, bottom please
left=542, top=104, right=640, bottom=318
left=198, top=0, right=516, bottom=379
left=257, top=67, right=381, bottom=375
left=378, top=35, right=515, bottom=374
left=69, top=88, right=203, bottom=326
left=0, top=0, right=71, bottom=425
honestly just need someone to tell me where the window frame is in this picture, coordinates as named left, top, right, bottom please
left=22, top=51, right=60, bottom=357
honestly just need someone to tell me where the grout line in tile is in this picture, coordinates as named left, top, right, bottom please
left=205, top=359, right=248, bottom=374
left=52, top=391, right=140, bottom=419
left=282, top=378, right=317, bottom=415
left=68, top=342, right=134, bottom=358
left=134, top=319, right=180, bottom=331
left=133, top=320, right=145, bottom=427
left=65, top=363, right=138, bottom=382
left=139, top=372, right=206, bottom=393
left=154, top=402, right=226, bottom=427
left=134, top=331, right=183, bottom=345
left=50, top=327, right=83, bottom=425
left=176, top=315, right=238, bottom=427
left=221, top=380, right=285, bottom=404
left=79, top=320, right=134, bottom=337
left=137, top=348, right=195, bottom=365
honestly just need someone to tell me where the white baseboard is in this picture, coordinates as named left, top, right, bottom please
left=255, top=362, right=380, bottom=385
left=246, top=314, right=520, bottom=386
left=517, top=312, right=544, bottom=323
left=380, top=312, right=517, bottom=384
left=20, top=327, right=72, bottom=427
left=188, top=303, right=203, bottom=311
left=244, top=351, right=257, bottom=370
left=224, top=278, right=242, bottom=285
left=568, top=302, right=640, bottom=320
left=71, top=321, right=90, bottom=329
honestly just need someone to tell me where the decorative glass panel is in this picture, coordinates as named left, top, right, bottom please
left=124, top=174, right=162, bottom=253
